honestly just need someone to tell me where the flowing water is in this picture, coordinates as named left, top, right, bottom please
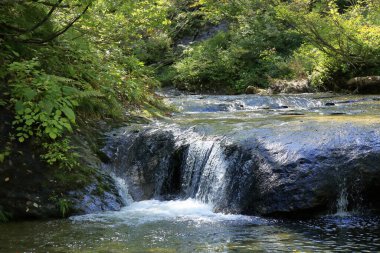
left=1, top=92, right=380, bottom=252
left=1, top=199, right=380, bottom=252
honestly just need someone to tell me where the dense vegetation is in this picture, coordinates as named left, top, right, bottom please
left=0, top=0, right=170, bottom=166
left=0, top=0, right=379, bottom=220
left=167, top=0, right=380, bottom=92
left=0, top=0, right=172, bottom=220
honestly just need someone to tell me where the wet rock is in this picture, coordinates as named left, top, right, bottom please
left=269, top=79, right=312, bottom=94
left=0, top=122, right=124, bottom=220
left=69, top=175, right=122, bottom=215
left=280, top=112, right=305, bottom=116
left=245, top=86, right=260, bottom=94
left=0, top=156, right=123, bottom=220
left=347, top=76, right=380, bottom=94
left=104, top=130, right=179, bottom=200
left=329, top=112, right=346, bottom=115
left=104, top=121, right=380, bottom=217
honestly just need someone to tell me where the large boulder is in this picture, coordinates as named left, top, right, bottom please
left=0, top=151, right=123, bottom=220
left=103, top=129, right=181, bottom=201
left=104, top=120, right=380, bottom=216
left=347, top=76, right=380, bottom=94
left=269, top=79, right=312, bottom=94
left=0, top=120, right=124, bottom=221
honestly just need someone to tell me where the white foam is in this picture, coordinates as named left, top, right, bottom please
left=70, top=199, right=264, bottom=225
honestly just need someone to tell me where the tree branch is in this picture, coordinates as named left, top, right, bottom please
left=22, top=2, right=92, bottom=44
left=24, top=0, right=63, bottom=34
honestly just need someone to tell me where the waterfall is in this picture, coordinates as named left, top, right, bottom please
left=103, top=93, right=380, bottom=216
left=104, top=126, right=233, bottom=210
left=182, top=139, right=228, bottom=204
left=336, top=179, right=349, bottom=216
left=111, top=173, right=134, bottom=206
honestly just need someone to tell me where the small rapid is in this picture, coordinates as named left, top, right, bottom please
left=165, top=94, right=325, bottom=113
left=70, top=199, right=266, bottom=225
left=336, top=179, right=350, bottom=216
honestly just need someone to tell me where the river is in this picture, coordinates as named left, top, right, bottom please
left=1, top=92, right=380, bottom=252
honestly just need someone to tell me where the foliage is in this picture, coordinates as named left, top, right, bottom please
left=8, top=59, right=81, bottom=141
left=41, top=139, right=79, bottom=170
left=166, top=0, right=380, bottom=92
left=49, top=196, right=71, bottom=218
left=58, top=199, right=70, bottom=218
left=0, top=146, right=11, bottom=163
left=276, top=0, right=380, bottom=88
left=0, top=0, right=170, bottom=172
left=173, top=0, right=302, bottom=92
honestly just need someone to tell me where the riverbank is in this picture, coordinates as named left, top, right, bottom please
left=0, top=107, right=166, bottom=222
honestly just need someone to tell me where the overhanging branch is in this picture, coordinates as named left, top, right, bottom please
left=22, top=2, right=92, bottom=44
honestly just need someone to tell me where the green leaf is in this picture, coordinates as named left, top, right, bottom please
left=15, top=101, right=24, bottom=113
left=62, top=86, right=78, bottom=96
left=23, top=88, right=37, bottom=100
left=25, top=119, right=34, bottom=126
left=62, top=122, right=73, bottom=132
left=11, top=50, right=20, bottom=57
left=49, top=132, right=57, bottom=139
left=62, top=106, right=76, bottom=123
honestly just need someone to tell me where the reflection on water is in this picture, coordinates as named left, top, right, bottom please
left=1, top=199, right=379, bottom=252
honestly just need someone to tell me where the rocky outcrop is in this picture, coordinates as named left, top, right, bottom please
left=245, top=86, right=260, bottom=94
left=0, top=150, right=123, bottom=220
left=103, top=129, right=181, bottom=201
left=269, top=79, right=312, bottom=94
left=245, top=86, right=268, bottom=95
left=347, top=76, right=380, bottom=94
left=0, top=121, right=124, bottom=221
left=104, top=121, right=380, bottom=216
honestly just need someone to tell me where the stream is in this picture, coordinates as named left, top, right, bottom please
left=1, top=92, right=380, bottom=252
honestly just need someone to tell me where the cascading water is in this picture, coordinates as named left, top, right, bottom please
left=336, top=179, right=349, bottom=216
left=2, top=93, right=380, bottom=252
left=111, top=173, right=133, bottom=206
left=103, top=93, right=380, bottom=216
left=181, top=136, right=229, bottom=204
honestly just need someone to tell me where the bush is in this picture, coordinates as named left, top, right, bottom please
left=172, top=6, right=302, bottom=93
left=277, top=0, right=380, bottom=90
